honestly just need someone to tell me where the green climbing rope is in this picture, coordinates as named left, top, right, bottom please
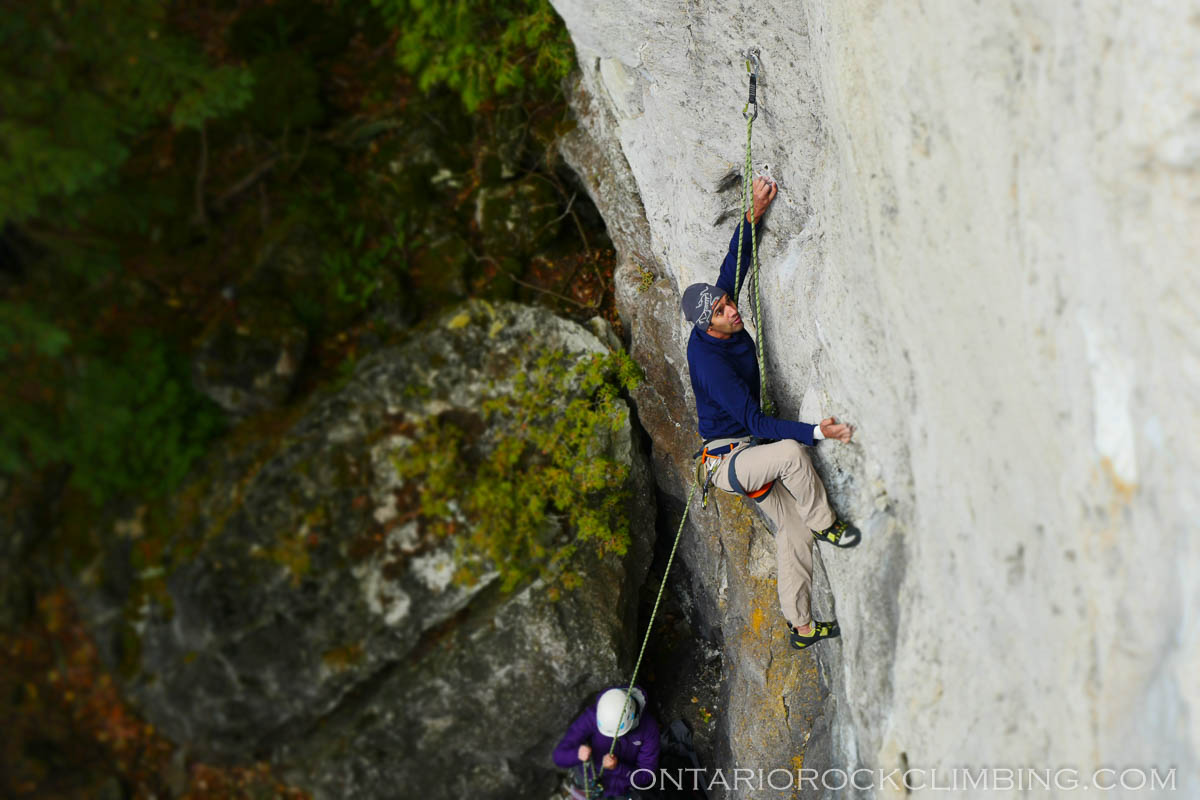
left=596, top=51, right=771, bottom=782
left=581, top=758, right=601, bottom=799
left=732, top=54, right=772, bottom=415
left=598, top=482, right=698, bottom=779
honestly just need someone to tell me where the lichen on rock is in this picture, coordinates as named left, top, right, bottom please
left=75, top=300, right=656, bottom=799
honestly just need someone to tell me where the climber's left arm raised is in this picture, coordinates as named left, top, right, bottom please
left=715, top=176, right=778, bottom=299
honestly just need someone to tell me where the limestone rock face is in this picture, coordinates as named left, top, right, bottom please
left=84, top=301, right=655, bottom=800
left=552, top=1, right=1199, bottom=797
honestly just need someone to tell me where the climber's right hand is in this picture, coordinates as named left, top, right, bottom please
left=819, top=417, right=853, bottom=443
left=578, top=744, right=592, bottom=762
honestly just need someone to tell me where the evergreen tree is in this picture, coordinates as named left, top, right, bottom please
left=0, top=0, right=253, bottom=228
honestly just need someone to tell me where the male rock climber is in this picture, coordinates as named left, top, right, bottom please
left=683, top=176, right=861, bottom=650
left=552, top=686, right=660, bottom=799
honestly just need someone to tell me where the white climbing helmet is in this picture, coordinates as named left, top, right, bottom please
left=596, top=687, right=646, bottom=738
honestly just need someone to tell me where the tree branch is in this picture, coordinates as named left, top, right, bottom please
left=467, top=246, right=594, bottom=310
left=214, top=154, right=281, bottom=211
left=190, top=123, right=209, bottom=229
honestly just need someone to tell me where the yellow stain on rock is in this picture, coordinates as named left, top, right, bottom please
left=446, top=311, right=472, bottom=329
left=1083, top=458, right=1141, bottom=552
left=1100, top=456, right=1137, bottom=503
left=718, top=496, right=828, bottom=793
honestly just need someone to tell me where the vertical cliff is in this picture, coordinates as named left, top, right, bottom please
left=553, top=1, right=1199, bottom=797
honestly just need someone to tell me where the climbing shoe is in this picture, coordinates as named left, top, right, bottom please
left=788, top=619, right=840, bottom=649
left=813, top=518, right=861, bottom=548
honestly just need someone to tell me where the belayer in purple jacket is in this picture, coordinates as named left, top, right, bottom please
left=552, top=685, right=660, bottom=798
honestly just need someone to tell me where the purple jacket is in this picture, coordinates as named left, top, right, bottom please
left=552, top=686, right=661, bottom=797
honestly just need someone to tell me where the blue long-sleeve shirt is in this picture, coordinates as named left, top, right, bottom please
left=687, top=218, right=817, bottom=446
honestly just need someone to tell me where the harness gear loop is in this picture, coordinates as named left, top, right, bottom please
left=733, top=48, right=773, bottom=416
left=694, top=443, right=728, bottom=509
left=598, top=482, right=699, bottom=779
left=695, top=450, right=714, bottom=509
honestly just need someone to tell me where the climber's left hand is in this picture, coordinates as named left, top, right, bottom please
left=747, top=176, right=778, bottom=222
left=602, top=754, right=617, bottom=770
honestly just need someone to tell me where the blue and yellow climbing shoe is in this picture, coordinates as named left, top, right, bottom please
left=813, top=518, right=861, bottom=548
left=788, top=619, right=840, bottom=649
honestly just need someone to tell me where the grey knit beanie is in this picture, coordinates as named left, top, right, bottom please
left=681, top=282, right=724, bottom=330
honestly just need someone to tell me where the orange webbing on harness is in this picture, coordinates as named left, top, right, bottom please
left=702, top=446, right=774, bottom=498
left=745, top=481, right=773, bottom=499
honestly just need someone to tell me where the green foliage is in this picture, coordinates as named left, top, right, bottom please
left=371, top=0, right=575, bottom=110
left=0, top=303, right=72, bottom=362
left=0, top=331, right=225, bottom=504
left=171, top=66, right=256, bottom=132
left=392, top=348, right=642, bottom=593
left=240, top=51, right=325, bottom=135
left=1, top=0, right=604, bottom=523
left=65, top=333, right=226, bottom=503
left=315, top=190, right=406, bottom=309
left=0, top=0, right=253, bottom=226
left=636, top=264, right=655, bottom=293
left=229, top=0, right=352, bottom=60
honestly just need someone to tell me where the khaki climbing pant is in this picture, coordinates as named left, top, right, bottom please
left=709, top=438, right=835, bottom=630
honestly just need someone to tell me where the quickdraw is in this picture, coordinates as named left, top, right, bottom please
left=742, top=47, right=761, bottom=121
left=733, top=46, right=772, bottom=416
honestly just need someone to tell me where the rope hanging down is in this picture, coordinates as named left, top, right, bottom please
left=732, top=48, right=772, bottom=415
left=596, top=483, right=697, bottom=781
left=595, top=49, right=771, bottom=788
left=580, top=758, right=602, bottom=799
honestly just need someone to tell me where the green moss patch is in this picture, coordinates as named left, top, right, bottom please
left=392, top=347, right=642, bottom=593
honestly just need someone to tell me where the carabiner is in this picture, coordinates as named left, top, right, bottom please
left=743, top=47, right=761, bottom=120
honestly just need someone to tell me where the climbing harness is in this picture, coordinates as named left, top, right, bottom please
left=572, top=761, right=604, bottom=800
left=695, top=438, right=775, bottom=509
left=726, top=443, right=775, bottom=503
left=596, top=49, right=776, bottom=783
left=732, top=47, right=772, bottom=415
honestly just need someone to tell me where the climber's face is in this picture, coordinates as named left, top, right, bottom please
left=707, top=293, right=743, bottom=337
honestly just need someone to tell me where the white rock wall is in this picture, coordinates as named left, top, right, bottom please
left=551, top=0, right=1199, bottom=796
